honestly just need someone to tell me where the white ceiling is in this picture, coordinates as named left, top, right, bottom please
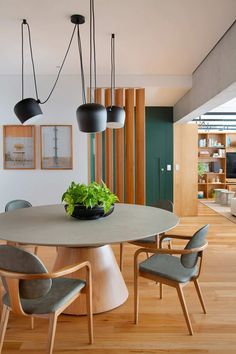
left=0, top=0, right=236, bottom=76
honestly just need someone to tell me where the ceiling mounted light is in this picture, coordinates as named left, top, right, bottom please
left=14, top=19, right=77, bottom=124
left=76, top=0, right=107, bottom=133
left=106, top=34, right=125, bottom=129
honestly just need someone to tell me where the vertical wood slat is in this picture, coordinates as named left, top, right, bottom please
left=87, top=87, right=92, bottom=182
left=115, top=89, right=125, bottom=202
left=125, top=89, right=135, bottom=203
left=94, top=88, right=103, bottom=183
left=105, top=88, right=113, bottom=191
left=135, top=88, right=146, bottom=205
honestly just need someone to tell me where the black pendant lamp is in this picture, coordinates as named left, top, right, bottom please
left=76, top=0, right=107, bottom=133
left=106, top=34, right=125, bottom=129
left=14, top=19, right=77, bottom=124
left=14, top=20, right=42, bottom=124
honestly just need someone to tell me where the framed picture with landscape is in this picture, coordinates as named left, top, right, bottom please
left=40, top=125, right=73, bottom=170
left=3, top=125, right=35, bottom=169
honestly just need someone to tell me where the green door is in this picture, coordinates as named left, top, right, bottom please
left=146, top=107, right=173, bottom=206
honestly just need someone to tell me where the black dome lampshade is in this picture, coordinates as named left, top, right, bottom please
left=106, top=33, right=125, bottom=129
left=77, top=103, right=107, bottom=133
left=106, top=106, right=125, bottom=129
left=14, top=98, right=42, bottom=124
left=74, top=1, right=107, bottom=133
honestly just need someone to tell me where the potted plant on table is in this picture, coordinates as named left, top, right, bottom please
left=62, top=181, right=119, bottom=220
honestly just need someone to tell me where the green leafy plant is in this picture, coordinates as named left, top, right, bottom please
left=198, top=162, right=205, bottom=177
left=62, top=181, right=119, bottom=216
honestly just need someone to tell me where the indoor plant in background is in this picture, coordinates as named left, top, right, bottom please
left=62, top=181, right=118, bottom=220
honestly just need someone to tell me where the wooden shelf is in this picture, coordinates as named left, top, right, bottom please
left=198, top=132, right=228, bottom=199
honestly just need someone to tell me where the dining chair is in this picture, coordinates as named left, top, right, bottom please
left=119, top=200, right=173, bottom=272
left=0, top=245, right=93, bottom=354
left=5, top=200, right=38, bottom=255
left=134, top=224, right=209, bottom=335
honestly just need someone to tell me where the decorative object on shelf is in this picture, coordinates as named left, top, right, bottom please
left=3, top=125, right=35, bottom=169
left=199, top=138, right=206, bottom=147
left=40, top=125, right=73, bottom=170
left=106, top=34, right=125, bottom=129
left=199, top=150, right=210, bottom=157
left=198, top=191, right=204, bottom=199
left=198, top=162, right=206, bottom=178
left=14, top=19, right=77, bottom=124
left=62, top=181, right=118, bottom=220
left=76, top=0, right=107, bottom=133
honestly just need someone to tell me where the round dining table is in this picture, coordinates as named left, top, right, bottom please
left=0, top=203, right=179, bottom=315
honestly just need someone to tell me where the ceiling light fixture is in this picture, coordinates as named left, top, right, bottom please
left=14, top=19, right=77, bottom=124
left=76, top=0, right=107, bottom=133
left=106, top=34, right=125, bottom=129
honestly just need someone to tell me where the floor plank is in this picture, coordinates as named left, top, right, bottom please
left=1, top=203, right=236, bottom=353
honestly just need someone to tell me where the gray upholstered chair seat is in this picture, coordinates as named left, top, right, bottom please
left=139, top=254, right=197, bottom=283
left=133, top=235, right=171, bottom=244
left=3, top=278, right=85, bottom=314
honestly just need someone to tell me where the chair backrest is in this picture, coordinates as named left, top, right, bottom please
left=5, top=199, right=32, bottom=212
left=154, top=200, right=173, bottom=212
left=181, top=225, right=209, bottom=269
left=0, top=245, right=52, bottom=299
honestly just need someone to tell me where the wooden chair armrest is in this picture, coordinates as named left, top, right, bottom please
left=159, top=234, right=193, bottom=247
left=0, top=261, right=91, bottom=280
left=134, top=241, right=208, bottom=262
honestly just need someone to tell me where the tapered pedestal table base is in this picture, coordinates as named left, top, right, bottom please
left=53, top=245, right=128, bottom=315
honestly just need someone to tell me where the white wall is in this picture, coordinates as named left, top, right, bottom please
left=0, top=75, right=88, bottom=212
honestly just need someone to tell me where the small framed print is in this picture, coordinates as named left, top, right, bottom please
left=40, top=125, right=73, bottom=170
left=3, top=125, right=36, bottom=169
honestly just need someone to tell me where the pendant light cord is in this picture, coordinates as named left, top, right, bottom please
left=110, top=33, right=115, bottom=106
left=40, top=24, right=77, bottom=104
left=21, top=20, right=25, bottom=100
left=77, top=25, right=86, bottom=104
left=89, top=0, right=97, bottom=102
left=25, top=22, right=40, bottom=101
left=21, top=19, right=76, bottom=105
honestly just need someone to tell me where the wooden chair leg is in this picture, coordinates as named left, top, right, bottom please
left=0, top=305, right=10, bottom=354
left=193, top=279, right=207, bottom=314
left=168, top=240, right=172, bottom=249
left=86, top=283, right=93, bottom=344
left=30, top=317, right=34, bottom=330
left=160, top=283, right=163, bottom=299
left=47, top=313, right=58, bottom=354
left=176, top=284, right=193, bottom=335
left=34, top=247, right=38, bottom=255
left=119, top=243, right=124, bottom=272
left=134, top=268, right=139, bottom=324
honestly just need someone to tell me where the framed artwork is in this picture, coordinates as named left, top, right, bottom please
left=40, top=125, right=73, bottom=169
left=3, top=125, right=35, bottom=169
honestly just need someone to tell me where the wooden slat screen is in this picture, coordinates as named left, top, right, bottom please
left=88, top=87, right=145, bottom=205
left=125, top=89, right=135, bottom=204
left=115, top=89, right=124, bottom=202
left=94, top=88, right=103, bottom=183
left=135, top=88, right=145, bottom=204
left=105, top=88, right=113, bottom=191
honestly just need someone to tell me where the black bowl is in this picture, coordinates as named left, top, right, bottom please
left=65, top=204, right=114, bottom=220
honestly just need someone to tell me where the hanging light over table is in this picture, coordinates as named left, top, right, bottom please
left=106, top=34, right=125, bottom=129
left=76, top=0, right=107, bottom=133
left=14, top=19, right=77, bottom=124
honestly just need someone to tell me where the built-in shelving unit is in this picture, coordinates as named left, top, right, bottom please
left=198, top=132, right=236, bottom=198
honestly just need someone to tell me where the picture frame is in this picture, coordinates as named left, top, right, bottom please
left=3, top=125, right=36, bottom=170
left=40, top=125, right=73, bottom=170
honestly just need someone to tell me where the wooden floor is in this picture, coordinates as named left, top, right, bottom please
left=1, top=203, right=236, bottom=353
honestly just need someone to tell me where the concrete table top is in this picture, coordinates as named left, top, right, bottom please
left=0, top=203, right=179, bottom=247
